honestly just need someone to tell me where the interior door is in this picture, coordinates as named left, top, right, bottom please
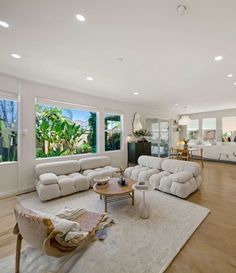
left=146, top=118, right=170, bottom=157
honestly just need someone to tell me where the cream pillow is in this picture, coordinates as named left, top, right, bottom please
left=39, top=173, right=58, bottom=185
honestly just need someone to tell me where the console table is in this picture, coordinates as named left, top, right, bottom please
left=128, top=142, right=151, bottom=165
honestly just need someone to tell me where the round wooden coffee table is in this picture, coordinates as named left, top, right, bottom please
left=93, top=178, right=136, bottom=212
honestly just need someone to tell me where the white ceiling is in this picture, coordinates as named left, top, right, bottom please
left=1, top=0, right=236, bottom=115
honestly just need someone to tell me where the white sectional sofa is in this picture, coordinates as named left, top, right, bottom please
left=35, top=156, right=119, bottom=201
left=125, top=156, right=202, bottom=198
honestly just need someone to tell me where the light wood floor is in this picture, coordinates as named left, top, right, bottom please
left=0, top=161, right=236, bottom=273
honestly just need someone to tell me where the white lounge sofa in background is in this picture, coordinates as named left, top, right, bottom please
left=80, top=156, right=119, bottom=187
left=35, top=160, right=90, bottom=201
left=125, top=156, right=202, bottom=198
left=188, top=140, right=236, bottom=162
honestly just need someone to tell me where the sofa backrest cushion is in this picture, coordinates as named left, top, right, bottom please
left=35, top=160, right=80, bottom=178
left=161, top=159, right=201, bottom=177
left=39, top=173, right=59, bottom=185
left=79, top=156, right=111, bottom=170
left=138, top=156, right=164, bottom=170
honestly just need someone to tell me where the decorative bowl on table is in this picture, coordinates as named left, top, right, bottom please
left=94, top=176, right=111, bottom=186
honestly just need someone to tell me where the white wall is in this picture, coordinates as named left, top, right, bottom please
left=0, top=73, right=174, bottom=196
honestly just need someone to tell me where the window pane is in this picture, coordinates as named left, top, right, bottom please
left=202, top=118, right=216, bottom=142
left=36, top=103, right=97, bottom=158
left=202, top=118, right=216, bottom=129
left=0, top=99, right=18, bottom=162
left=222, top=116, right=236, bottom=142
left=187, top=119, right=199, bottom=140
left=105, top=114, right=122, bottom=151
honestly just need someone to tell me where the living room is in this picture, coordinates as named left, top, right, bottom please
left=0, top=1, right=235, bottom=273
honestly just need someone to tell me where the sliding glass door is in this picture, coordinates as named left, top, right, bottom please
left=146, top=118, right=170, bottom=158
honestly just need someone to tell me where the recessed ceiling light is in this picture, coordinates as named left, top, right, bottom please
left=214, top=56, right=223, bottom=61
left=11, top=53, right=21, bottom=59
left=76, top=14, right=86, bottom=22
left=227, top=74, right=233, bottom=78
left=234, top=82, right=236, bottom=85
left=174, top=103, right=179, bottom=106
left=0, top=21, right=9, bottom=28
left=86, top=76, right=94, bottom=81
left=133, top=92, right=139, bottom=95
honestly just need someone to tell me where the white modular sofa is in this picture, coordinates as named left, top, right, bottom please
left=125, top=156, right=202, bottom=198
left=35, top=160, right=90, bottom=201
left=80, top=156, right=119, bottom=187
left=35, top=156, right=119, bottom=201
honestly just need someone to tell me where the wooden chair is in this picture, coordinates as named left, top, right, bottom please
left=177, top=148, right=190, bottom=161
left=169, top=147, right=178, bottom=159
left=13, top=203, right=110, bottom=273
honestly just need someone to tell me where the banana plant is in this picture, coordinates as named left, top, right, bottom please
left=61, top=120, right=86, bottom=155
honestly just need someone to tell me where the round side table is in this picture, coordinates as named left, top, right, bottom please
left=132, top=183, right=154, bottom=219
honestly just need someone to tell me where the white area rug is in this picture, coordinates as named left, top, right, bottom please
left=1, top=190, right=210, bottom=273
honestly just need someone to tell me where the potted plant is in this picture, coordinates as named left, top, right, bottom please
left=133, top=129, right=152, bottom=142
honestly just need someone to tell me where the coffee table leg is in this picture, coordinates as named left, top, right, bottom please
left=100, top=194, right=102, bottom=200
left=132, top=190, right=134, bottom=206
left=104, top=196, right=107, bottom=212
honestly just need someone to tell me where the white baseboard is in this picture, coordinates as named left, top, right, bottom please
left=0, top=186, right=36, bottom=199
left=0, top=189, right=17, bottom=199
left=16, top=187, right=36, bottom=196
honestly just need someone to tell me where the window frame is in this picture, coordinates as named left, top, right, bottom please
left=104, top=112, right=123, bottom=153
left=35, top=98, right=99, bottom=159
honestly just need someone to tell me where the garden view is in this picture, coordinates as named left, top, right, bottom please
left=0, top=99, right=18, bottom=162
left=36, top=104, right=97, bottom=158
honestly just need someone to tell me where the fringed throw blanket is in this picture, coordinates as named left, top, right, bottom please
left=46, top=207, right=114, bottom=255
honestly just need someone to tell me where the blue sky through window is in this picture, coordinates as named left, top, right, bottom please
left=40, top=103, right=94, bottom=122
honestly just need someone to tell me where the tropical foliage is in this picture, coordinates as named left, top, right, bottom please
left=0, top=99, right=18, bottom=162
left=36, top=104, right=96, bottom=158
left=105, top=114, right=121, bottom=151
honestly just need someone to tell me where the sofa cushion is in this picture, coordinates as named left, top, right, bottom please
left=124, top=165, right=142, bottom=178
left=130, top=167, right=150, bottom=181
left=35, top=160, right=80, bottom=178
left=37, top=183, right=61, bottom=201
left=39, top=173, right=58, bottom=185
left=138, top=156, right=164, bottom=170
left=68, top=173, right=90, bottom=191
left=137, top=169, right=160, bottom=182
left=149, top=171, right=170, bottom=187
left=159, top=176, right=173, bottom=193
left=170, top=171, right=193, bottom=183
left=79, top=156, right=111, bottom=170
left=161, top=159, right=201, bottom=177
left=170, top=178, right=198, bottom=198
left=58, top=177, right=76, bottom=196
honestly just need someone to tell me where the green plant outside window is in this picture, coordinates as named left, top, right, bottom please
left=36, top=103, right=97, bottom=158
left=105, top=114, right=122, bottom=151
left=0, top=99, right=18, bottom=162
